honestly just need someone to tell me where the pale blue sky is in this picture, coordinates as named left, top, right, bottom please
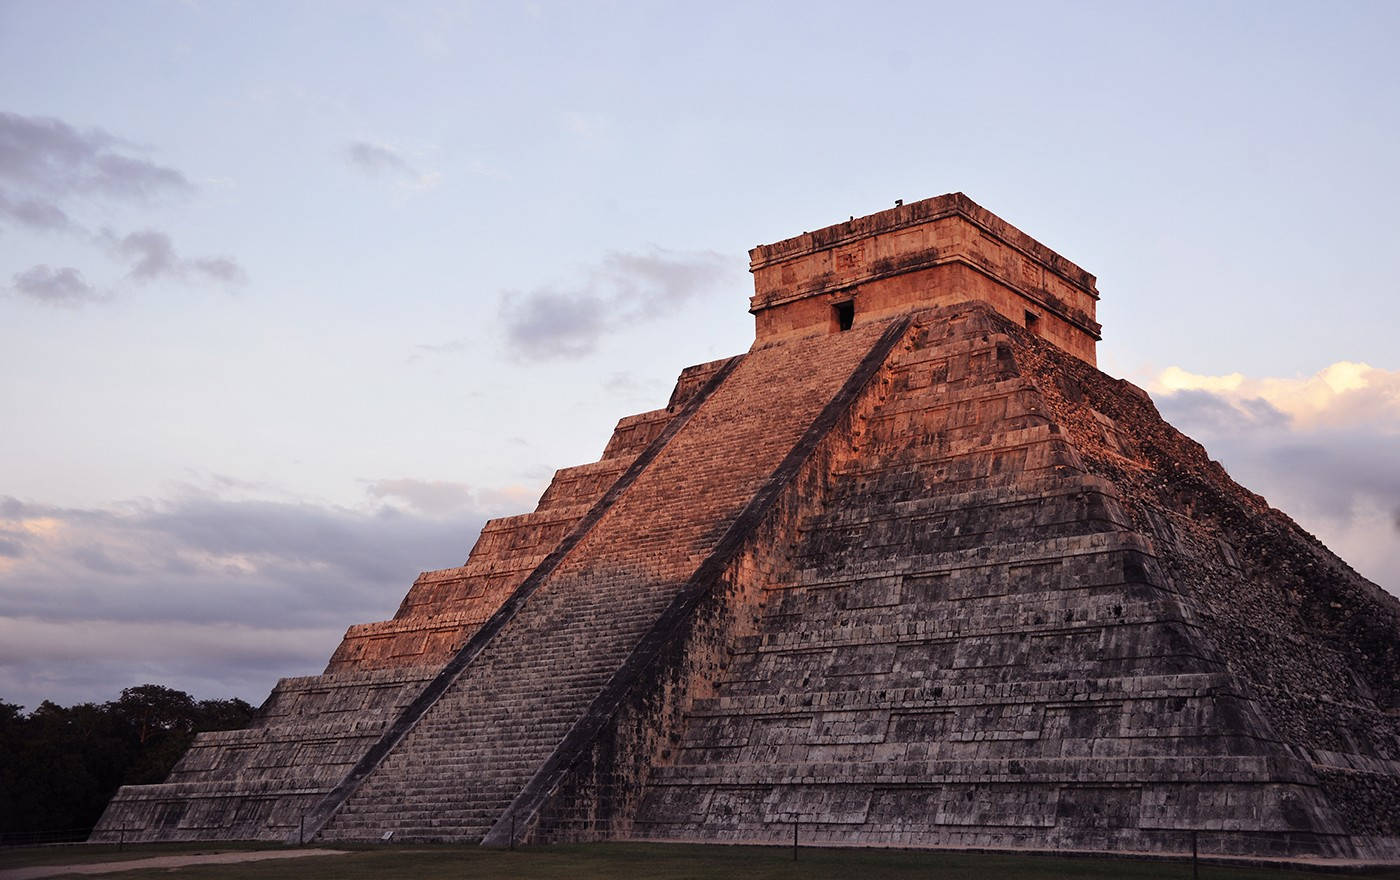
left=2, top=1, right=1397, bottom=708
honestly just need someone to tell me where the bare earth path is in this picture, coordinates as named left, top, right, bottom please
left=0, top=849, right=347, bottom=880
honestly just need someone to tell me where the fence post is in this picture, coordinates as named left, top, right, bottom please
left=510, top=813, right=515, bottom=851
left=793, top=821, right=798, bottom=861
left=299, top=814, right=304, bottom=846
left=1192, top=829, right=1199, bottom=880
left=118, top=826, right=124, bottom=852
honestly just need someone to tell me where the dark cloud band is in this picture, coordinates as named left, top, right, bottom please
left=0, top=489, right=495, bottom=710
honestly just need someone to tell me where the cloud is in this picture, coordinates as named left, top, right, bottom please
left=366, top=478, right=476, bottom=516
left=0, top=111, right=190, bottom=200
left=106, top=228, right=247, bottom=285
left=347, top=141, right=414, bottom=176
left=0, top=191, right=70, bottom=231
left=116, top=229, right=179, bottom=280
left=604, top=371, right=642, bottom=393
left=1156, top=362, right=1400, bottom=431
left=191, top=256, right=248, bottom=284
left=1151, top=361, right=1400, bottom=595
left=345, top=140, right=441, bottom=190
left=0, top=112, right=243, bottom=302
left=10, top=264, right=104, bottom=306
left=365, top=478, right=537, bottom=517
left=413, top=337, right=472, bottom=357
left=499, top=248, right=736, bottom=359
left=0, top=488, right=508, bottom=710
left=501, top=289, right=609, bottom=358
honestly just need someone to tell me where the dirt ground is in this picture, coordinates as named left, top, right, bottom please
left=0, top=848, right=346, bottom=880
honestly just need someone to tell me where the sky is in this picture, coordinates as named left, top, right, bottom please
left=1, top=1, right=1397, bottom=711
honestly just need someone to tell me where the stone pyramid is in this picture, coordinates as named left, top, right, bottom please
left=94, top=194, right=1400, bottom=862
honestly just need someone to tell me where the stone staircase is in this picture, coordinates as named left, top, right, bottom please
left=89, top=358, right=733, bottom=843
left=314, top=321, right=904, bottom=842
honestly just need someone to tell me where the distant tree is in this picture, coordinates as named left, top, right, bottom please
left=114, top=685, right=197, bottom=745
left=0, top=700, right=24, bottom=834
left=195, top=697, right=256, bottom=731
left=0, top=685, right=255, bottom=837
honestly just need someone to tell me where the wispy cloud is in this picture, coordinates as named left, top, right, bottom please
left=0, top=112, right=245, bottom=305
left=190, top=256, right=247, bottom=284
left=1151, top=361, right=1400, bottom=594
left=365, top=478, right=536, bottom=517
left=347, top=141, right=414, bottom=176
left=499, top=248, right=737, bottom=359
left=106, top=228, right=247, bottom=285
left=345, top=140, right=441, bottom=190
left=9, top=264, right=105, bottom=306
left=0, top=191, right=71, bottom=231
left=115, top=229, right=178, bottom=280
left=0, top=111, right=191, bottom=200
left=413, top=337, right=472, bottom=357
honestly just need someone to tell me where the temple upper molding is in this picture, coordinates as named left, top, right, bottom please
left=748, top=192, right=1102, bottom=365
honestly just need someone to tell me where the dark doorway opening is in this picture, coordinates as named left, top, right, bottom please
left=833, top=300, right=855, bottom=332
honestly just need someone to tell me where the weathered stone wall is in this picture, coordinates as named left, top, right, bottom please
left=628, top=303, right=1398, bottom=860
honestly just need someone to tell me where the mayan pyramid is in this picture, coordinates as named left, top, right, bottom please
left=94, top=194, right=1400, bottom=862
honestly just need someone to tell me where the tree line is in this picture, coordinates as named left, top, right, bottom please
left=0, top=685, right=254, bottom=839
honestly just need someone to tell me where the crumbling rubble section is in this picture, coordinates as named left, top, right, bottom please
left=1015, top=316, right=1400, bottom=851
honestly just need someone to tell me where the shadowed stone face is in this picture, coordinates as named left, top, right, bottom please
left=92, top=197, right=1400, bottom=864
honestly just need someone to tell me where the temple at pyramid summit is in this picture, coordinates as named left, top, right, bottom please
left=94, top=194, right=1400, bottom=862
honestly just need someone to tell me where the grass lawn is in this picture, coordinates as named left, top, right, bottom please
left=4, top=841, right=1400, bottom=879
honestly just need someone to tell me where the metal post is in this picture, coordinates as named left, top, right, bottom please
left=793, top=821, right=798, bottom=861
left=510, top=813, right=515, bottom=851
left=1192, top=829, right=1199, bottom=880
left=299, top=815, right=304, bottom=846
left=118, top=826, right=124, bottom=852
